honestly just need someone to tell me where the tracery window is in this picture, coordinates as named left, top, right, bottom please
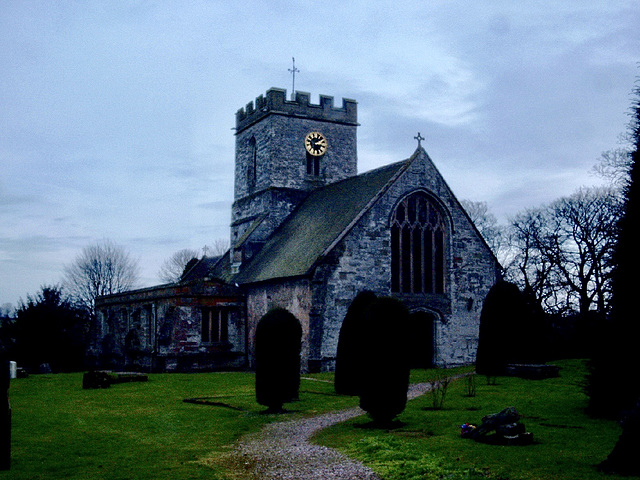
left=391, top=192, right=446, bottom=294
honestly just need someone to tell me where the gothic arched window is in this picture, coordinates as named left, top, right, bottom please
left=391, top=192, right=447, bottom=294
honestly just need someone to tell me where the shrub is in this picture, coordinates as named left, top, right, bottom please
left=475, top=280, right=536, bottom=376
left=358, top=296, right=410, bottom=425
left=12, top=286, right=88, bottom=373
left=335, top=290, right=377, bottom=395
left=465, top=374, right=477, bottom=398
left=254, top=308, right=302, bottom=412
left=429, top=370, right=451, bottom=409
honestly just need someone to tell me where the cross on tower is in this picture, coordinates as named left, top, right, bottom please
left=414, top=132, right=425, bottom=148
left=288, top=57, right=299, bottom=100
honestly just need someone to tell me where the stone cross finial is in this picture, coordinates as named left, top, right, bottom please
left=414, top=132, right=425, bottom=148
left=288, top=57, right=299, bottom=100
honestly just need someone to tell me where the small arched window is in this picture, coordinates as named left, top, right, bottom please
left=391, top=192, right=446, bottom=294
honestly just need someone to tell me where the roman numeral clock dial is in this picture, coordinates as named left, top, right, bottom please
left=305, top=132, right=327, bottom=156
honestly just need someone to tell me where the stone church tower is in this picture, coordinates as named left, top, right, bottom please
left=230, top=88, right=358, bottom=271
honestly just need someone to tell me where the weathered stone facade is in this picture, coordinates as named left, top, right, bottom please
left=92, top=278, right=245, bottom=372
left=231, top=88, right=358, bottom=270
left=234, top=149, right=500, bottom=371
left=91, top=87, right=501, bottom=373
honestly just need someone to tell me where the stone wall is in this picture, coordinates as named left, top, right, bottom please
left=243, top=279, right=312, bottom=371
left=236, top=88, right=357, bottom=135
left=92, top=282, right=246, bottom=372
left=232, top=88, right=358, bottom=264
left=312, top=150, right=500, bottom=370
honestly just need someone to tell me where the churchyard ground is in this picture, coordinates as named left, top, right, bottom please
left=317, top=360, right=624, bottom=480
left=2, top=359, right=627, bottom=480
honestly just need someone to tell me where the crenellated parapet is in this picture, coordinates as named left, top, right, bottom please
left=236, top=88, right=358, bottom=133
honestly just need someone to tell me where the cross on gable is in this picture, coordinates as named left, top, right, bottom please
left=414, top=132, right=425, bottom=147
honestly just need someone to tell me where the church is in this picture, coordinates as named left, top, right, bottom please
left=90, top=87, right=501, bottom=373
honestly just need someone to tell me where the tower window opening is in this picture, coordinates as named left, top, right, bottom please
left=248, top=137, right=257, bottom=190
left=306, top=155, right=320, bottom=176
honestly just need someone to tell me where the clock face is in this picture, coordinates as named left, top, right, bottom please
left=305, top=132, right=327, bottom=156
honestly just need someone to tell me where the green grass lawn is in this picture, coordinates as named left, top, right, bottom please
left=314, top=359, right=626, bottom=480
left=3, top=360, right=628, bottom=480
left=3, top=370, right=358, bottom=480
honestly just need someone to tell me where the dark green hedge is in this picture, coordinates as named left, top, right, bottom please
left=357, top=296, right=411, bottom=425
left=254, top=308, right=302, bottom=412
left=335, top=290, right=377, bottom=396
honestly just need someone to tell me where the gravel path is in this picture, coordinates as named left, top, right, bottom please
left=233, top=381, right=445, bottom=479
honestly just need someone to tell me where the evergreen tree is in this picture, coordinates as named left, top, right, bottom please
left=358, top=296, right=410, bottom=426
left=335, top=290, right=377, bottom=395
left=476, top=280, right=537, bottom=376
left=254, top=308, right=302, bottom=412
left=12, top=286, right=88, bottom=372
left=588, top=79, right=640, bottom=418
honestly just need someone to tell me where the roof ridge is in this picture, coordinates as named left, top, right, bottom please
left=319, top=159, right=412, bottom=258
left=232, top=158, right=410, bottom=284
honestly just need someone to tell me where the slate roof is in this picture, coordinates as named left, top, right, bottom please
left=227, top=158, right=411, bottom=285
left=180, top=255, right=222, bottom=283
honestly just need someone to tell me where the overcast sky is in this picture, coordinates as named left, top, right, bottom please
left=1, top=1, right=638, bottom=308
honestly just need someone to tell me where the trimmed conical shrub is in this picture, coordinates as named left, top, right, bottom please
left=255, top=308, right=302, bottom=412
left=475, top=280, right=529, bottom=376
left=358, top=296, right=410, bottom=425
left=335, top=290, right=377, bottom=395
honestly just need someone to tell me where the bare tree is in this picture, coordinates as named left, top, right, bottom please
left=507, top=207, right=556, bottom=309
left=202, top=239, right=230, bottom=257
left=63, top=239, right=140, bottom=316
left=461, top=199, right=508, bottom=266
left=158, top=248, right=200, bottom=283
left=592, top=148, right=632, bottom=188
left=507, top=187, right=622, bottom=315
left=543, top=187, right=621, bottom=315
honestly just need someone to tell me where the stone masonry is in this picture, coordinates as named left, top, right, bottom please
left=91, top=87, right=501, bottom=373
